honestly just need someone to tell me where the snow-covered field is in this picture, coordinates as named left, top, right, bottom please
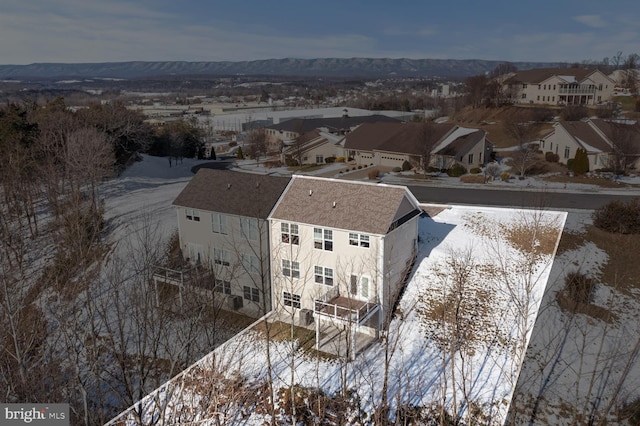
left=105, top=155, right=567, bottom=425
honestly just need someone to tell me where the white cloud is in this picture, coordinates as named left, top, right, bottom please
left=573, top=14, right=608, bottom=29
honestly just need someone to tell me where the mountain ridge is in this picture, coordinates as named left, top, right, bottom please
left=0, top=58, right=568, bottom=79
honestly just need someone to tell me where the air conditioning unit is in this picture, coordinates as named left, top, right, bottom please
left=299, top=308, right=314, bottom=325
left=226, top=295, right=243, bottom=311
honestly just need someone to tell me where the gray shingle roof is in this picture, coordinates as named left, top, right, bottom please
left=172, top=169, right=290, bottom=219
left=344, top=122, right=457, bottom=155
left=505, top=67, right=609, bottom=85
left=270, top=176, right=420, bottom=235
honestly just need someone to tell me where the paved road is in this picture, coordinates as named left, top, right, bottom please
left=407, top=185, right=635, bottom=210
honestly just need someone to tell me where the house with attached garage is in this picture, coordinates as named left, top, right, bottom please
left=344, top=121, right=493, bottom=171
left=267, top=175, right=422, bottom=358
left=166, top=168, right=290, bottom=317
left=541, top=118, right=640, bottom=171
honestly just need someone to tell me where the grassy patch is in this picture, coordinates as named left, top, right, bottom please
left=583, top=225, right=640, bottom=293
left=542, top=174, right=634, bottom=189
left=459, top=174, right=485, bottom=184
left=504, top=221, right=562, bottom=257
left=555, top=230, right=587, bottom=255
left=613, top=95, right=638, bottom=112
left=253, top=320, right=317, bottom=352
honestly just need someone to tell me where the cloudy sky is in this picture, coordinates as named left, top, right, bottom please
left=2, top=0, right=638, bottom=65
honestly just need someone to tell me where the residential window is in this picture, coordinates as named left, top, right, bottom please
left=552, top=96, right=555, bottom=102
left=214, top=248, right=230, bottom=267
left=537, top=96, right=540, bottom=101
left=282, top=259, right=300, bottom=278
left=350, top=275, right=370, bottom=299
left=550, top=142, right=553, bottom=150
left=283, top=291, right=301, bottom=308
left=521, top=93, right=527, bottom=99
left=349, top=233, right=370, bottom=248
left=543, top=84, right=546, bottom=90
left=240, top=217, right=258, bottom=241
left=316, top=155, right=324, bottom=164
left=314, top=228, right=333, bottom=251
left=540, top=140, right=545, bottom=149
left=211, top=213, right=227, bottom=234
left=185, top=209, right=200, bottom=222
left=468, top=153, right=474, bottom=164
left=314, top=266, right=334, bottom=286
left=522, top=84, right=527, bottom=89
left=243, top=286, right=260, bottom=303
left=215, top=280, right=231, bottom=295
left=242, top=254, right=259, bottom=274
left=538, top=85, right=541, bottom=90
left=553, top=85, right=556, bottom=90
left=281, top=223, right=299, bottom=244
left=564, top=147, right=570, bottom=159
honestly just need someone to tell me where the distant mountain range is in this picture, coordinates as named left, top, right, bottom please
left=0, top=58, right=567, bottom=80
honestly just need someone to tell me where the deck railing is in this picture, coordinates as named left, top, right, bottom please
left=314, top=291, right=378, bottom=324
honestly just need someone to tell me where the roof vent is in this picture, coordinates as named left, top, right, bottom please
left=309, top=190, right=313, bottom=196
left=332, top=201, right=337, bottom=208
left=227, top=183, right=232, bottom=190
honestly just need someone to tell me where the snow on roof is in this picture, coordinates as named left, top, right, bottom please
left=576, top=136, right=604, bottom=153
left=431, top=125, right=479, bottom=153
left=108, top=201, right=566, bottom=425
left=557, top=75, right=578, bottom=83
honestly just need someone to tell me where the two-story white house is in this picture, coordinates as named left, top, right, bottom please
left=170, top=169, right=290, bottom=317
left=504, top=67, right=616, bottom=106
left=267, top=175, right=422, bottom=358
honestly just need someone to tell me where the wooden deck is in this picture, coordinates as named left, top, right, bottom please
left=314, top=295, right=377, bottom=324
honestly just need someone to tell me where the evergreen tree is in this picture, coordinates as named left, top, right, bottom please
left=573, top=148, right=589, bottom=175
left=237, top=146, right=244, bottom=160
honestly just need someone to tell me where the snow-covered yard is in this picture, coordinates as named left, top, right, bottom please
left=105, top=156, right=567, bottom=426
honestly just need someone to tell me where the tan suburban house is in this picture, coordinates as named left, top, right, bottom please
left=169, top=169, right=290, bottom=317
left=264, top=114, right=401, bottom=154
left=268, top=175, right=421, bottom=358
left=541, top=118, right=640, bottom=171
left=504, top=67, right=616, bottom=106
left=344, top=122, right=493, bottom=170
left=281, top=129, right=346, bottom=165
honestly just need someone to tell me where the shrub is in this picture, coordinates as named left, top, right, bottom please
left=336, top=156, right=346, bottom=162
left=470, top=167, right=482, bottom=174
left=285, top=158, right=298, bottom=167
left=236, top=146, right=244, bottom=160
left=357, top=165, right=362, bottom=169
left=545, top=151, right=559, bottom=163
left=564, top=271, right=596, bottom=304
left=573, top=148, right=589, bottom=175
left=325, top=156, right=336, bottom=164
left=484, top=162, right=502, bottom=180
left=392, top=166, right=402, bottom=172
left=446, top=163, right=467, bottom=177
left=367, top=169, right=379, bottom=179
left=592, top=199, right=640, bottom=234
left=566, top=158, right=575, bottom=171
left=500, top=172, right=511, bottom=181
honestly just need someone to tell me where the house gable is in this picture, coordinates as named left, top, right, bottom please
left=269, top=175, right=420, bottom=235
left=172, top=169, right=290, bottom=218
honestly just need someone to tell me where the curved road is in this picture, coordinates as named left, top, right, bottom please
left=407, top=185, right=635, bottom=210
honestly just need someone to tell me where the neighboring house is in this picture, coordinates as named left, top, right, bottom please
left=504, top=68, right=616, bottom=106
left=168, top=169, right=290, bottom=317
left=281, top=129, right=346, bottom=165
left=264, top=114, right=402, bottom=152
left=344, top=122, right=493, bottom=170
left=268, top=175, right=422, bottom=358
left=541, top=118, right=640, bottom=171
